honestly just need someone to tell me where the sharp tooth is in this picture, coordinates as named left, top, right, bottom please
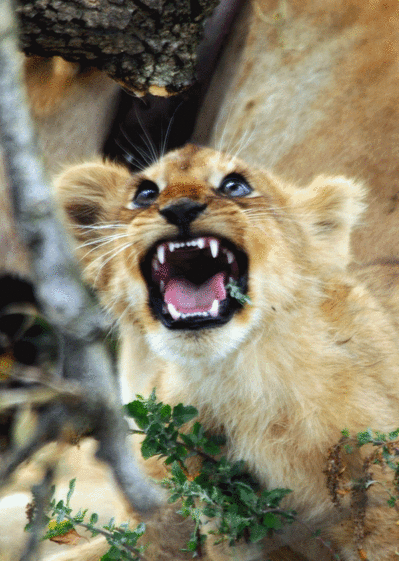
left=197, top=238, right=205, bottom=249
left=160, top=280, right=165, bottom=293
left=167, top=303, right=181, bottom=320
left=157, top=245, right=165, bottom=264
left=210, top=299, right=219, bottom=317
left=226, top=250, right=234, bottom=265
left=168, top=242, right=175, bottom=252
left=152, top=257, right=160, bottom=271
left=210, top=239, right=219, bottom=258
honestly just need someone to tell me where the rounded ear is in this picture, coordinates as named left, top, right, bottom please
left=55, top=160, right=131, bottom=227
left=289, top=175, right=366, bottom=269
left=54, top=160, right=131, bottom=284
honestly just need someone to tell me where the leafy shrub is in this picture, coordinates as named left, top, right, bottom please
left=26, top=393, right=399, bottom=560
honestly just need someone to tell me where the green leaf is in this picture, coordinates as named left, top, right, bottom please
left=171, top=462, right=187, bottom=485
left=73, top=509, right=86, bottom=524
left=141, top=437, right=160, bottom=459
left=180, top=433, right=196, bottom=447
left=262, top=512, right=282, bottom=530
left=160, top=404, right=172, bottom=421
left=168, top=493, right=181, bottom=503
left=185, top=539, right=198, bottom=552
left=357, top=428, right=373, bottom=446
left=55, top=499, right=65, bottom=511
left=42, top=519, right=74, bottom=541
left=388, top=496, right=397, bottom=507
left=172, top=404, right=198, bottom=427
left=125, top=400, right=149, bottom=429
left=237, top=484, right=258, bottom=507
left=249, top=523, right=269, bottom=542
left=66, top=478, right=76, bottom=507
left=133, top=522, right=146, bottom=538
left=89, top=512, right=99, bottom=525
left=202, top=440, right=221, bottom=455
left=100, top=546, right=124, bottom=560
left=388, top=428, right=399, bottom=440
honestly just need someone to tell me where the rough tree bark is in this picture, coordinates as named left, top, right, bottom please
left=16, top=0, right=220, bottom=95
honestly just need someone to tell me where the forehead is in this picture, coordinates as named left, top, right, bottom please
left=143, top=145, right=242, bottom=190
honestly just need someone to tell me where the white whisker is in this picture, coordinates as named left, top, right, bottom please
left=94, top=242, right=134, bottom=286
left=74, top=223, right=126, bottom=231
left=77, top=233, right=130, bottom=251
left=136, top=111, right=160, bottom=165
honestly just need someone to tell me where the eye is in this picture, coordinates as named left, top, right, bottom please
left=133, top=180, right=159, bottom=208
left=218, top=173, right=252, bottom=197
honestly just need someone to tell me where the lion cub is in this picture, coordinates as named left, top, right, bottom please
left=56, top=144, right=399, bottom=561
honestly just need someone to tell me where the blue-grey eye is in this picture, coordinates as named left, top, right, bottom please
left=133, top=180, right=159, bottom=207
left=218, top=173, right=252, bottom=197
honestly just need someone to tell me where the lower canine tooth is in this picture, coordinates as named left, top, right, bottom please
left=210, top=299, right=219, bottom=317
left=167, top=303, right=181, bottom=320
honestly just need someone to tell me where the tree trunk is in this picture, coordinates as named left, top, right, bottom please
left=16, top=0, right=219, bottom=96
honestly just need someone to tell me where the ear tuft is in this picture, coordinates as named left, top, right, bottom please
left=290, top=175, right=366, bottom=268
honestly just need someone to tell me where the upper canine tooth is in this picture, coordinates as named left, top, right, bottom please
left=157, top=245, right=165, bottom=264
left=197, top=238, right=205, bottom=249
left=168, top=242, right=175, bottom=252
left=226, top=251, right=234, bottom=265
left=210, top=239, right=219, bottom=258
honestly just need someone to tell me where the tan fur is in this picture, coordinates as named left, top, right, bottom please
left=52, top=144, right=399, bottom=560
left=193, top=0, right=399, bottom=264
left=24, top=56, right=120, bottom=175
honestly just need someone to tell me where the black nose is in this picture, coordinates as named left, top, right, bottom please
left=160, top=199, right=206, bottom=232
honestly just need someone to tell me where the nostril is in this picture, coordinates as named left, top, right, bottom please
left=160, top=199, right=207, bottom=228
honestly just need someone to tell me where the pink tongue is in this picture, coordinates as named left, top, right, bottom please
left=164, top=272, right=226, bottom=313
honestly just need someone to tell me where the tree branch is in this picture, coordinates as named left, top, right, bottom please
left=16, top=0, right=220, bottom=95
left=0, top=0, right=164, bottom=517
left=20, top=467, right=55, bottom=561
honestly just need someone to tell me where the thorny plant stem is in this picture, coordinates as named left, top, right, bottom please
left=63, top=515, right=149, bottom=561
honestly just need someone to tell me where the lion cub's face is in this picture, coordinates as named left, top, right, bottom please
left=56, top=144, right=364, bottom=364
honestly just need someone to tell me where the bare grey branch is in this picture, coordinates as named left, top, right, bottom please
left=0, top=0, right=164, bottom=521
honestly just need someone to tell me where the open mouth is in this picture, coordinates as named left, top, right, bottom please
left=141, top=235, right=248, bottom=330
